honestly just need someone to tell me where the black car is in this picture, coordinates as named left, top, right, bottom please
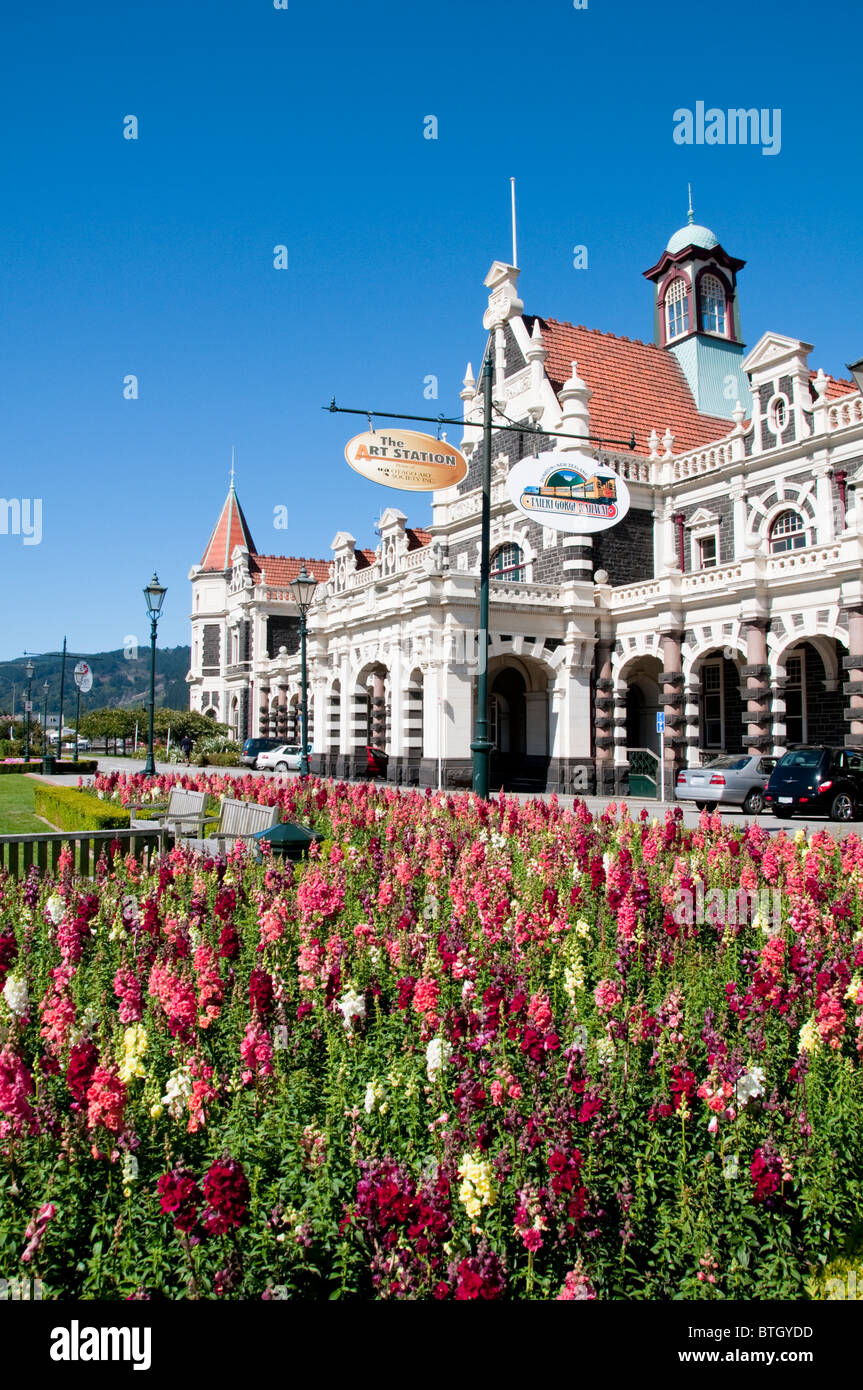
left=240, top=737, right=286, bottom=768
left=764, top=746, right=863, bottom=821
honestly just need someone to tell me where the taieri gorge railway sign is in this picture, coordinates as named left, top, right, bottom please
left=506, top=452, right=631, bottom=533
left=345, top=429, right=468, bottom=492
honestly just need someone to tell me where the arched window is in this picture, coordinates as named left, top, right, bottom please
left=700, top=273, right=726, bottom=335
left=491, top=542, right=526, bottom=581
left=665, top=278, right=690, bottom=341
left=769, top=510, right=806, bottom=554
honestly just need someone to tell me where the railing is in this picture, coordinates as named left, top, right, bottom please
left=0, top=828, right=162, bottom=880
left=670, top=440, right=735, bottom=481
left=827, top=394, right=863, bottom=431
left=627, top=747, right=662, bottom=800
left=765, top=542, right=842, bottom=577
left=610, top=578, right=666, bottom=608
left=488, top=580, right=562, bottom=606
left=682, top=562, right=742, bottom=593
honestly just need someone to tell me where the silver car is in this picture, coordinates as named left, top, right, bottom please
left=674, top=753, right=776, bottom=814
left=256, top=743, right=303, bottom=772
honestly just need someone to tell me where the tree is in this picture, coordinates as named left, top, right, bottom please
left=152, top=708, right=230, bottom=741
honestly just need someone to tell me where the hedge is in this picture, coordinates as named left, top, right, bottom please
left=33, top=784, right=130, bottom=831
left=0, top=760, right=97, bottom=776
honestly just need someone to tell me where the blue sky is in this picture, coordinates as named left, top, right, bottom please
left=2, top=0, right=861, bottom=659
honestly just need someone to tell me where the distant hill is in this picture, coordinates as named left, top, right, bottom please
left=0, top=646, right=192, bottom=718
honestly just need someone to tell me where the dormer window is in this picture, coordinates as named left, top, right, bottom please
left=665, top=278, right=690, bottom=340
left=769, top=510, right=806, bottom=553
left=700, top=273, right=726, bottom=335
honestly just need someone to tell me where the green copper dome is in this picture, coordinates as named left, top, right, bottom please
left=666, top=222, right=719, bottom=254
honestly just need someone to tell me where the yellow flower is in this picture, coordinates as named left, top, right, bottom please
left=457, top=1151, right=496, bottom=1222
left=118, top=1024, right=149, bottom=1084
left=799, top=1018, right=819, bottom=1054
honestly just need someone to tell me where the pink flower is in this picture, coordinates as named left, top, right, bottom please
left=86, top=1066, right=127, bottom=1134
left=21, top=1203, right=56, bottom=1263
left=0, top=1047, right=37, bottom=1133
left=594, top=978, right=622, bottom=1015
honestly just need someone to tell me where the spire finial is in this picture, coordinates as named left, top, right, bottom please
left=230, top=445, right=236, bottom=489
left=687, top=184, right=694, bottom=224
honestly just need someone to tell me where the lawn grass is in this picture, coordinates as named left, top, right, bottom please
left=0, top=775, right=48, bottom=834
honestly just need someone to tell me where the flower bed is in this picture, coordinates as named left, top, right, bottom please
left=1, top=777, right=862, bottom=1300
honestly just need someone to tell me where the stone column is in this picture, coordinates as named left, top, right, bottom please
left=258, top=685, right=270, bottom=737
left=844, top=608, right=863, bottom=752
left=742, top=622, right=772, bottom=753
left=594, top=638, right=615, bottom=796
left=370, top=671, right=387, bottom=748
left=659, top=630, right=685, bottom=799
left=276, top=686, right=288, bottom=740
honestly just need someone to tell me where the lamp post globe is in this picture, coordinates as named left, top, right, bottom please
left=24, top=659, right=34, bottom=763
left=288, top=565, right=318, bottom=777
left=143, top=573, right=167, bottom=778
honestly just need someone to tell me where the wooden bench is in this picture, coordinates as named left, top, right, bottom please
left=183, top=797, right=280, bottom=855
left=129, top=788, right=208, bottom=849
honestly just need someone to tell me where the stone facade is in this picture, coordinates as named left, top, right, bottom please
left=187, top=220, right=863, bottom=797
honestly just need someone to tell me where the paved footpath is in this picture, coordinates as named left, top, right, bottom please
left=24, top=756, right=856, bottom=838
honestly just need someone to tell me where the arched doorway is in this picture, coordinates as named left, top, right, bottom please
left=487, top=657, right=549, bottom=791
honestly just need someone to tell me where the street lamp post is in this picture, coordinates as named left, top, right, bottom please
left=41, top=682, right=49, bottom=753
left=288, top=565, right=318, bottom=777
left=24, top=659, right=34, bottom=763
left=143, top=573, right=167, bottom=778
left=469, top=351, right=495, bottom=799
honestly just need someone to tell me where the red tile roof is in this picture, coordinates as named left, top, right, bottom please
left=527, top=315, right=733, bottom=457
left=249, top=555, right=331, bottom=586
left=809, top=370, right=857, bottom=401
left=406, top=527, right=432, bottom=549
left=200, top=487, right=257, bottom=571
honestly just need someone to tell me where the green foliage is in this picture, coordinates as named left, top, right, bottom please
left=33, top=784, right=130, bottom=831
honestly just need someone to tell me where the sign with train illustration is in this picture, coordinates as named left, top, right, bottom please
left=506, top=451, right=631, bottom=533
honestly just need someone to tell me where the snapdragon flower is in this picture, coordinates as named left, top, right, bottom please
left=425, top=1036, right=452, bottom=1082
left=2, top=974, right=29, bottom=1017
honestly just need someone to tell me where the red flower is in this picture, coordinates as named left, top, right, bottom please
left=66, top=1038, right=99, bottom=1107
left=202, top=1157, right=250, bottom=1234
left=157, top=1168, right=202, bottom=1233
left=249, top=968, right=274, bottom=1019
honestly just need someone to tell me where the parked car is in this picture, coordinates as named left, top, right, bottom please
left=674, top=753, right=776, bottom=814
left=256, top=743, right=303, bottom=772
left=240, top=737, right=287, bottom=768
left=765, top=746, right=863, bottom=821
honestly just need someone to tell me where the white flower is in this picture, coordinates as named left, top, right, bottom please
left=122, top=1153, right=139, bottom=1184
left=571, top=1025, right=588, bottom=1051
left=97, top=790, right=105, bottom=800
left=364, top=1080, right=384, bottom=1114
left=426, top=1036, right=452, bottom=1081
left=161, top=1065, right=193, bottom=1120
left=602, top=851, right=613, bottom=873
left=574, top=918, right=591, bottom=939
left=2, top=974, right=29, bottom=1017
left=595, top=1036, right=615, bottom=1066
left=722, top=1153, right=739, bottom=1180
left=337, top=986, right=366, bottom=1030
left=735, top=1065, right=766, bottom=1107
left=45, top=894, right=65, bottom=925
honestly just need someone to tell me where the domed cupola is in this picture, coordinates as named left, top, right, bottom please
left=643, top=193, right=752, bottom=419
